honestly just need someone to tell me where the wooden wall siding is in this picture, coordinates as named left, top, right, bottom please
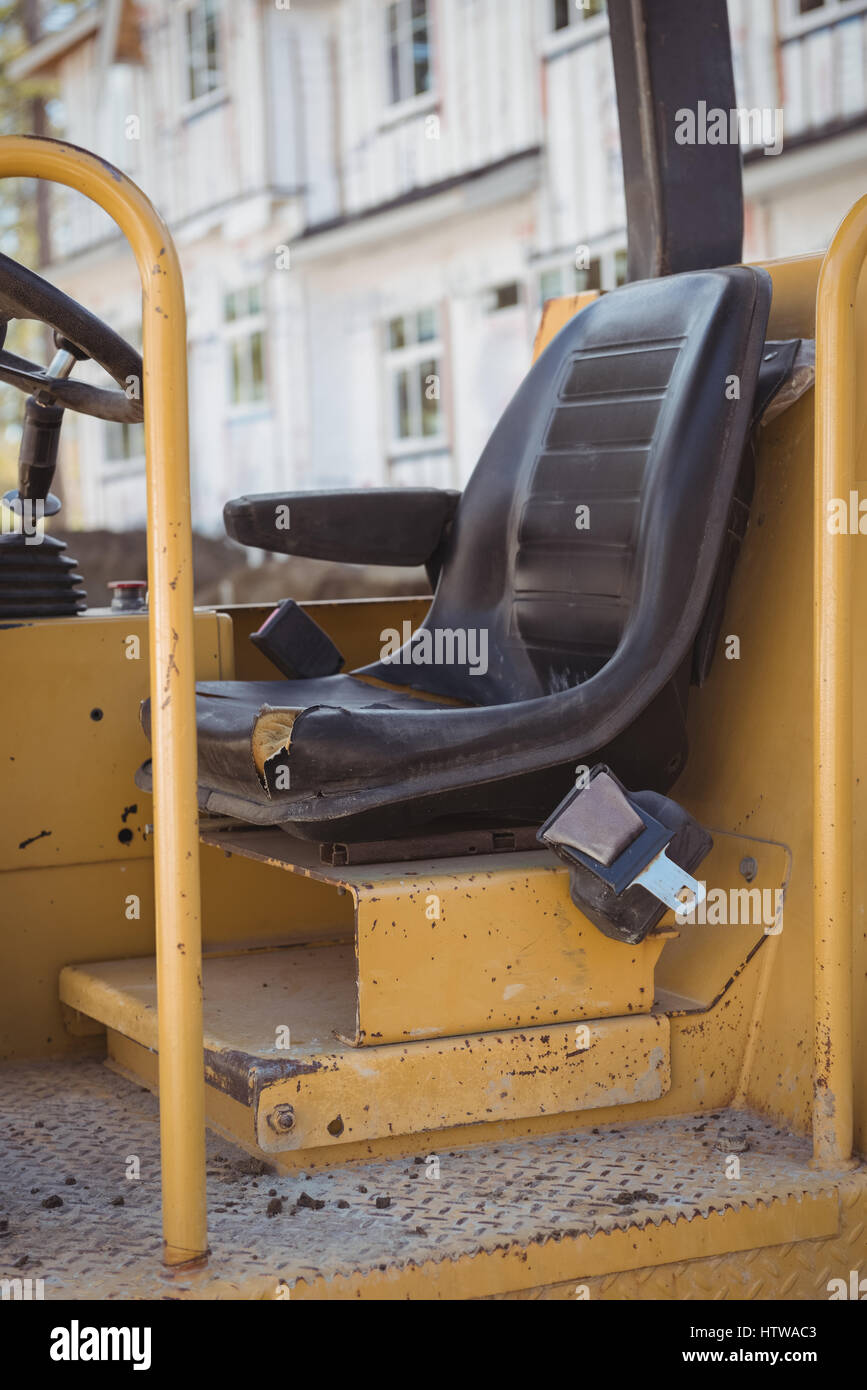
left=52, top=0, right=271, bottom=258
left=729, top=0, right=780, bottom=140
left=334, top=0, right=538, bottom=224
left=730, top=0, right=867, bottom=146
left=294, top=11, right=342, bottom=227
left=539, top=27, right=623, bottom=257
left=780, top=10, right=867, bottom=136
left=149, top=0, right=267, bottom=226
left=45, top=1, right=867, bottom=265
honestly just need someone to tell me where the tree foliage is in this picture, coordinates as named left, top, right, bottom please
left=0, top=2, right=90, bottom=481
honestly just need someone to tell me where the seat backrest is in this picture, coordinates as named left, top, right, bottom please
left=362, top=267, right=772, bottom=706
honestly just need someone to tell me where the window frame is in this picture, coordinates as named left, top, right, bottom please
left=383, top=306, right=447, bottom=459
left=178, top=0, right=225, bottom=116
left=103, top=419, right=146, bottom=469
left=101, top=322, right=145, bottom=470
left=383, top=0, right=435, bottom=117
left=535, top=243, right=627, bottom=310
left=780, top=0, right=867, bottom=39
left=223, top=284, right=269, bottom=415
left=544, top=0, right=609, bottom=57
left=482, top=282, right=524, bottom=315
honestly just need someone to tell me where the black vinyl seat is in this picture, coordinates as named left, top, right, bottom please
left=141, top=268, right=782, bottom=842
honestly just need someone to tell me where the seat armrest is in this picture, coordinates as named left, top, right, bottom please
left=223, top=489, right=460, bottom=568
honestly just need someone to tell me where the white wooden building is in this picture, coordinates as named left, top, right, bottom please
left=10, top=0, right=867, bottom=532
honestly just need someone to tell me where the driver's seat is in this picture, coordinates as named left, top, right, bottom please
left=140, top=267, right=782, bottom=842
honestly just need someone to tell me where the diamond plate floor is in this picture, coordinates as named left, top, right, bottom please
left=0, top=1058, right=858, bottom=1299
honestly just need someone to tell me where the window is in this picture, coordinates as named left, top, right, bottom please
left=553, top=0, right=606, bottom=31
left=224, top=285, right=267, bottom=408
left=183, top=0, right=222, bottom=105
left=386, top=0, right=432, bottom=106
left=484, top=282, right=522, bottom=313
left=780, top=0, right=867, bottom=131
left=224, top=285, right=262, bottom=323
left=385, top=307, right=444, bottom=450
left=104, top=420, right=145, bottom=464
left=538, top=247, right=627, bottom=306
left=782, top=0, right=867, bottom=29
left=101, top=323, right=144, bottom=465
left=539, top=259, right=601, bottom=305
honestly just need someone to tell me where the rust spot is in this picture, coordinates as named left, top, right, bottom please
left=203, top=1046, right=323, bottom=1107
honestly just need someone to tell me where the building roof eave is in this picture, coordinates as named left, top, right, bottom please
left=7, top=0, right=143, bottom=82
left=292, top=147, right=542, bottom=264
left=7, top=11, right=103, bottom=80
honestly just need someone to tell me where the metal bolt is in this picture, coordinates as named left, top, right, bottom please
left=268, top=1104, right=296, bottom=1134
left=739, top=856, right=758, bottom=883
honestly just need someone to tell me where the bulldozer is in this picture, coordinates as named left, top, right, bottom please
left=0, top=0, right=865, bottom=1314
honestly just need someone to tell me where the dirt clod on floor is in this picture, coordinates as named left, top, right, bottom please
left=296, top=1192, right=325, bottom=1211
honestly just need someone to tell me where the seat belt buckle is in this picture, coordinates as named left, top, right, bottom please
left=250, top=598, right=343, bottom=680
left=538, top=765, right=710, bottom=941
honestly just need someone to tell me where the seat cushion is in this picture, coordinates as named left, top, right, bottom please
left=143, top=674, right=460, bottom=802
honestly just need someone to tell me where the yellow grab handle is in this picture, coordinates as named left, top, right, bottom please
left=0, top=136, right=207, bottom=1260
left=812, top=193, right=867, bottom=1168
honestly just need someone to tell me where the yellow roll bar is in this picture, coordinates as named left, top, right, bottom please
left=0, top=137, right=207, bottom=1261
left=812, top=194, right=867, bottom=1167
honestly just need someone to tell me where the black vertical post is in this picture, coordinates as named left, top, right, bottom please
left=608, top=0, right=744, bottom=279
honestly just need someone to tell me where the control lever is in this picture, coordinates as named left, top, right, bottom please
left=538, top=765, right=713, bottom=944
left=2, top=337, right=81, bottom=524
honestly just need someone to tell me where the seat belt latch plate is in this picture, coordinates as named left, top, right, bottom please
left=539, top=766, right=705, bottom=914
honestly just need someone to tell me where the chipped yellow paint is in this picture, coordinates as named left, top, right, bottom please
left=59, top=950, right=670, bottom=1152
left=353, top=858, right=666, bottom=1042
left=254, top=1015, right=670, bottom=1152
left=92, top=952, right=762, bottom=1174
left=0, top=611, right=231, bottom=874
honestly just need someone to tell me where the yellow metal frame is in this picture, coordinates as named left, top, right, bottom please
left=812, top=195, right=867, bottom=1168
left=2, top=131, right=865, bottom=1276
left=0, top=136, right=206, bottom=1263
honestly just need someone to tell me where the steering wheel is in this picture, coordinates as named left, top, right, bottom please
left=0, top=251, right=144, bottom=422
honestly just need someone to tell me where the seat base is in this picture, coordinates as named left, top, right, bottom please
left=59, top=890, right=670, bottom=1159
